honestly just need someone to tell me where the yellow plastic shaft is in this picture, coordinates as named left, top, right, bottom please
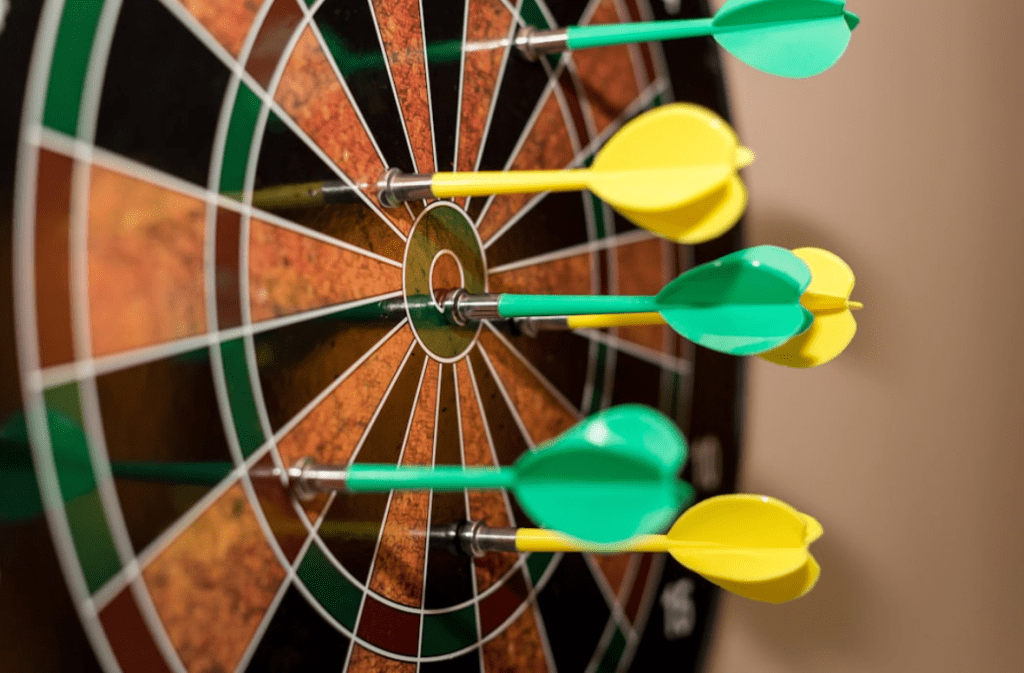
left=566, top=312, right=667, bottom=329
left=431, top=169, right=591, bottom=198
left=516, top=528, right=671, bottom=553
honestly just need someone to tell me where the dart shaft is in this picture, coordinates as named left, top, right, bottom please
left=290, top=461, right=516, bottom=495
left=111, top=461, right=233, bottom=486
left=515, top=528, right=669, bottom=553
left=565, top=18, right=714, bottom=51
left=431, top=169, right=590, bottom=198
left=566, top=312, right=666, bottom=329
left=498, top=294, right=657, bottom=318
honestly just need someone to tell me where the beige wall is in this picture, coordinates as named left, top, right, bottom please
left=704, top=1, right=1024, bottom=671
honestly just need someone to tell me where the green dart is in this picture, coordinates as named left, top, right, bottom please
left=517, top=0, right=859, bottom=79
left=289, top=404, right=694, bottom=545
left=0, top=410, right=232, bottom=522
left=446, top=245, right=814, bottom=356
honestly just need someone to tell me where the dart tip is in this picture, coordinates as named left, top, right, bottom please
left=735, top=146, right=756, bottom=169
left=849, top=300, right=864, bottom=311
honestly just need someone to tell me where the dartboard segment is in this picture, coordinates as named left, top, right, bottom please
left=366, top=358, right=438, bottom=607
left=34, top=149, right=75, bottom=368
left=476, top=329, right=579, bottom=446
left=142, top=481, right=286, bottom=673
left=476, top=87, right=577, bottom=242
left=273, top=25, right=415, bottom=235
left=572, top=0, right=643, bottom=133
left=454, top=0, right=515, bottom=201
left=248, top=216, right=402, bottom=322
left=173, top=0, right=269, bottom=58
left=274, top=324, right=413, bottom=462
left=370, top=0, right=434, bottom=173
left=87, top=165, right=206, bottom=358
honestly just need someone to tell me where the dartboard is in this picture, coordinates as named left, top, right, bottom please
left=0, top=0, right=743, bottom=670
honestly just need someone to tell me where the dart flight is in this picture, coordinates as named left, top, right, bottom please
left=517, top=0, right=859, bottom=79
left=456, top=494, right=822, bottom=603
left=380, top=103, right=752, bottom=244
left=451, top=246, right=814, bottom=356
left=525, top=247, right=861, bottom=368
left=289, top=405, right=693, bottom=544
left=758, top=247, right=860, bottom=367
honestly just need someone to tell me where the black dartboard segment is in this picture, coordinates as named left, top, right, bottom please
left=1, top=0, right=743, bottom=671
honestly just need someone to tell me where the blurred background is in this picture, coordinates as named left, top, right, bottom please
left=705, top=1, right=1024, bottom=671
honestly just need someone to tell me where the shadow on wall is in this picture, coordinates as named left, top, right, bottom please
left=717, top=505, right=888, bottom=668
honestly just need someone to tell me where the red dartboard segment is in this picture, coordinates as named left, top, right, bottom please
left=6, top=0, right=745, bottom=671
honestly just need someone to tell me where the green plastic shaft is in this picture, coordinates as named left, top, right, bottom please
left=347, top=465, right=515, bottom=491
left=112, top=461, right=233, bottom=486
left=498, top=294, right=657, bottom=318
left=566, top=18, right=714, bottom=50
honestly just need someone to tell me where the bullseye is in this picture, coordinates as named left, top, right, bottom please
left=428, top=250, right=464, bottom=310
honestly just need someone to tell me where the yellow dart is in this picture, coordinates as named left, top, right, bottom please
left=518, top=247, right=860, bottom=369
left=758, top=247, right=860, bottom=368
left=378, top=103, right=753, bottom=244
left=438, top=494, right=821, bottom=604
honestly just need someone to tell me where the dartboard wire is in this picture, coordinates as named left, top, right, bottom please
left=90, top=443, right=274, bottom=612
left=338, top=352, right=427, bottom=673
left=635, top=0, right=676, bottom=104
left=268, top=319, right=409, bottom=450
left=13, top=4, right=123, bottom=662
left=34, top=288, right=402, bottom=390
left=475, top=343, right=536, bottom=449
left=487, top=228, right=653, bottom=275
left=466, top=0, right=521, bottom=182
left=448, top=0, right=471, bottom=177
left=581, top=554, right=634, bottom=633
left=240, top=203, right=403, bottom=268
left=609, top=0, right=650, bottom=91
left=576, top=328, right=692, bottom=375
left=32, top=127, right=404, bottom=270
left=451, top=362, right=487, bottom=670
left=280, top=337, right=426, bottom=612
left=482, top=322, right=582, bottom=420
left=418, top=0, right=439, bottom=175
left=585, top=617, right=623, bottom=673
left=473, top=54, right=569, bottom=236
left=363, top=0, right=422, bottom=172
left=479, top=77, right=666, bottom=251
left=618, top=554, right=668, bottom=671
left=517, top=552, right=561, bottom=673
left=300, top=6, right=419, bottom=223
left=580, top=339, right=601, bottom=416
left=412, top=363, right=443, bottom=665
left=561, top=54, right=600, bottom=143
left=59, top=0, right=192, bottom=669
left=461, top=353, right=520, bottom=528
left=154, top=0, right=412, bottom=240
left=201, top=33, right=307, bottom=671
left=236, top=4, right=342, bottom=516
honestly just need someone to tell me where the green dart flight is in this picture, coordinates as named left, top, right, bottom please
left=290, top=404, right=694, bottom=544
left=447, top=245, right=815, bottom=356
